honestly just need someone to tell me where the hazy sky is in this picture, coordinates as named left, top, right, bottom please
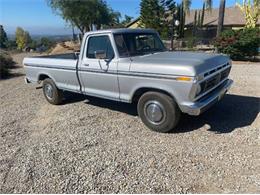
left=0, top=0, right=237, bottom=35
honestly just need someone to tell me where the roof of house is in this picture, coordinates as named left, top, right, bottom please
left=185, top=6, right=260, bottom=26
left=126, top=7, right=259, bottom=28
left=125, top=17, right=141, bottom=28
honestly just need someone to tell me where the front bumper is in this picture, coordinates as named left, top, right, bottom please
left=179, top=79, right=233, bottom=116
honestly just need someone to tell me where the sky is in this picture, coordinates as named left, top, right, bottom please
left=0, top=0, right=238, bottom=35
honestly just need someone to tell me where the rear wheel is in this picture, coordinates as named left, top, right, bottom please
left=137, top=91, right=181, bottom=133
left=42, top=78, right=63, bottom=105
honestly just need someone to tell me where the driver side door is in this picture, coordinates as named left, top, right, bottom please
left=79, top=34, right=119, bottom=100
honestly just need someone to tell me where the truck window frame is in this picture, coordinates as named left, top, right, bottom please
left=86, top=35, right=115, bottom=60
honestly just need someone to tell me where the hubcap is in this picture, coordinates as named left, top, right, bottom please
left=44, top=83, right=53, bottom=100
left=144, top=100, right=166, bottom=125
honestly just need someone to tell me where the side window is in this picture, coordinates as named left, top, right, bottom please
left=87, top=35, right=114, bottom=59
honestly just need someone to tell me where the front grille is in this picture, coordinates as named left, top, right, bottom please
left=204, top=62, right=230, bottom=77
left=199, top=66, right=231, bottom=96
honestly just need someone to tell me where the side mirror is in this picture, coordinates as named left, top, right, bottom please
left=95, top=50, right=106, bottom=59
left=74, top=52, right=80, bottom=59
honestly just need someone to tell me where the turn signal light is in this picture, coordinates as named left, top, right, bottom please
left=176, top=76, right=192, bottom=82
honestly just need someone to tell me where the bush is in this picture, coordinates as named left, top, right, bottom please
left=0, top=51, right=15, bottom=79
left=214, top=28, right=260, bottom=60
left=187, top=37, right=198, bottom=49
left=4, top=40, right=17, bottom=50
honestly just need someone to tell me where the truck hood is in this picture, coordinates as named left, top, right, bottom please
left=130, top=51, right=230, bottom=76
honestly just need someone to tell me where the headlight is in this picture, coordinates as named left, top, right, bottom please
left=196, top=84, right=202, bottom=95
left=194, top=75, right=204, bottom=83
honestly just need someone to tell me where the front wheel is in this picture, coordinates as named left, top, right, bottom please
left=137, top=92, right=181, bottom=133
left=42, top=78, right=63, bottom=105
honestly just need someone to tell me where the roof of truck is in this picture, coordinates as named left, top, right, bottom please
left=85, top=28, right=157, bottom=35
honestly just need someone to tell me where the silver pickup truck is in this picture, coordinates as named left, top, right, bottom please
left=24, top=28, right=233, bottom=133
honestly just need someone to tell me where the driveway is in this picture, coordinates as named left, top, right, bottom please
left=0, top=53, right=259, bottom=193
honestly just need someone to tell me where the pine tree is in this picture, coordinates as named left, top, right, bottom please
left=140, top=0, right=164, bottom=34
left=0, top=25, right=8, bottom=48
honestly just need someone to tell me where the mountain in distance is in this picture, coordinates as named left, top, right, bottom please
left=7, top=34, right=73, bottom=42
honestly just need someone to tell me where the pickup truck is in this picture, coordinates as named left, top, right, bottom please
left=24, top=28, right=233, bottom=133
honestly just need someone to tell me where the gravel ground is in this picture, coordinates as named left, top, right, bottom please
left=0, top=53, right=259, bottom=193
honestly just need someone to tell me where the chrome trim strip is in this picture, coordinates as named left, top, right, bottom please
left=24, top=63, right=194, bottom=81
left=24, top=64, right=76, bottom=71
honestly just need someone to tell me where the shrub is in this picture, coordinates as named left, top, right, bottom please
left=187, top=37, right=198, bottom=49
left=4, top=40, right=17, bottom=50
left=0, top=51, right=15, bottom=79
left=214, top=28, right=260, bottom=60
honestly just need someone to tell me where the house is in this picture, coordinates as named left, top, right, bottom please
left=126, top=17, right=141, bottom=29
left=126, top=6, right=259, bottom=36
left=185, top=6, right=259, bottom=29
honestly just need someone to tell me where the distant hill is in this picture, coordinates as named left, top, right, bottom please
left=7, top=34, right=73, bottom=41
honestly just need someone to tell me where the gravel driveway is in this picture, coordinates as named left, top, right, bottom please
left=0, top=53, right=259, bottom=193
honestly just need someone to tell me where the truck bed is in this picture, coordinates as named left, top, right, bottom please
left=23, top=53, right=79, bottom=91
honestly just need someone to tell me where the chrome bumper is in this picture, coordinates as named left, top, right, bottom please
left=180, top=79, right=233, bottom=116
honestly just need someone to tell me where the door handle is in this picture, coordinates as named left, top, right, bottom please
left=83, top=64, right=89, bottom=66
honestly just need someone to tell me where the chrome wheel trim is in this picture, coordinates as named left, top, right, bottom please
left=144, top=100, right=166, bottom=125
left=44, top=83, right=54, bottom=100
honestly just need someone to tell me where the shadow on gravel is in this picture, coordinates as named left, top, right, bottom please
left=63, top=92, right=259, bottom=134
left=63, top=92, right=138, bottom=116
left=0, top=72, right=25, bottom=80
left=175, top=94, right=260, bottom=134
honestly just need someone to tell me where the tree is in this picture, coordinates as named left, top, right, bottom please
left=15, top=27, right=31, bottom=50
left=107, top=10, right=121, bottom=28
left=198, top=10, right=201, bottom=26
left=0, top=25, right=8, bottom=48
left=182, top=0, right=212, bottom=14
left=140, top=0, right=164, bottom=34
left=236, top=0, right=260, bottom=28
left=201, top=2, right=205, bottom=27
left=47, top=0, right=119, bottom=34
left=161, top=0, right=177, bottom=47
left=192, top=10, right=198, bottom=36
left=121, top=15, right=134, bottom=26
left=177, top=2, right=186, bottom=38
left=217, top=0, right=226, bottom=37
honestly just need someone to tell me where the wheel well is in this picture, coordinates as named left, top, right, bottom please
left=38, top=74, right=50, bottom=82
left=132, top=88, right=175, bottom=103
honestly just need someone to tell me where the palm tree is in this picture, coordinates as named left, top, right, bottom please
left=217, top=0, right=226, bottom=37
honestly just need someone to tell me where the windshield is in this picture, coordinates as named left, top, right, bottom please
left=114, top=33, right=166, bottom=57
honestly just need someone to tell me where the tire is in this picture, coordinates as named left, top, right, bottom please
left=42, top=78, right=63, bottom=105
left=137, top=91, right=181, bottom=133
